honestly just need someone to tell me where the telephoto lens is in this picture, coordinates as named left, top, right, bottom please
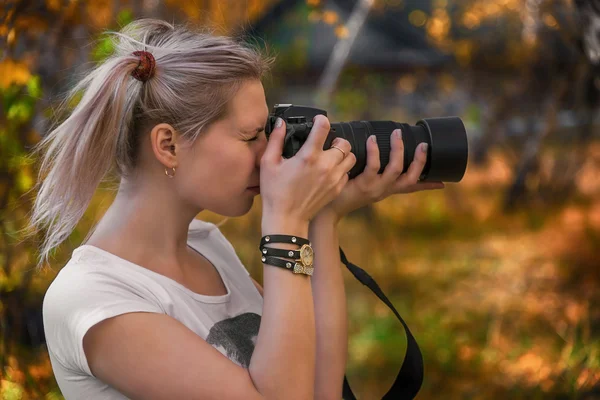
left=265, top=104, right=469, bottom=182
left=329, top=118, right=468, bottom=182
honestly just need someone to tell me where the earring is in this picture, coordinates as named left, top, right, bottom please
left=165, top=167, right=176, bottom=178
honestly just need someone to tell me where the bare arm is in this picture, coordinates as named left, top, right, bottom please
left=249, top=219, right=316, bottom=399
left=251, top=214, right=348, bottom=400
left=84, top=219, right=315, bottom=400
left=309, top=211, right=348, bottom=400
left=84, top=312, right=265, bottom=400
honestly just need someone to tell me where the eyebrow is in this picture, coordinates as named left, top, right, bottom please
left=240, top=120, right=268, bottom=135
left=242, top=126, right=265, bottom=133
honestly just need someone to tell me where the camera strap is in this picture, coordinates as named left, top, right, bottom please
left=339, top=247, right=424, bottom=400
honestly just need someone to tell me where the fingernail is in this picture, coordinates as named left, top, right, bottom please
left=421, top=143, right=428, bottom=153
left=275, top=117, right=283, bottom=129
left=370, top=135, right=376, bottom=143
left=395, top=129, right=402, bottom=140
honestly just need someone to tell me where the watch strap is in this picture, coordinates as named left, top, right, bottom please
left=260, top=234, right=310, bottom=249
left=261, top=255, right=313, bottom=276
left=260, top=247, right=300, bottom=259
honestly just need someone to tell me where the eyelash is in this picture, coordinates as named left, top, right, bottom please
left=244, top=130, right=264, bottom=142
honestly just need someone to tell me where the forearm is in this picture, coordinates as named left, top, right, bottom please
left=309, top=212, right=348, bottom=400
left=249, top=218, right=316, bottom=400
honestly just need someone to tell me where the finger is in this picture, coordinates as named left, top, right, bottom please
left=396, top=142, right=429, bottom=186
left=262, top=117, right=286, bottom=164
left=334, top=146, right=357, bottom=177
left=334, top=169, right=350, bottom=193
left=380, top=129, right=405, bottom=185
left=326, top=137, right=352, bottom=166
left=359, top=135, right=381, bottom=181
left=300, top=114, right=331, bottom=155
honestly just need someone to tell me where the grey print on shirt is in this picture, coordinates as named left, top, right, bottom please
left=206, top=312, right=261, bottom=368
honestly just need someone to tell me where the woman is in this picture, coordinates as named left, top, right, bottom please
left=30, top=19, right=443, bottom=400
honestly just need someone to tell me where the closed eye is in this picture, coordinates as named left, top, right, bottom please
left=243, top=128, right=265, bottom=142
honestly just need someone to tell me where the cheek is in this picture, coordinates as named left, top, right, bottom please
left=183, top=145, right=254, bottom=189
left=212, top=145, right=255, bottom=176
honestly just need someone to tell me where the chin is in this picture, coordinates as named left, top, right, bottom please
left=209, top=198, right=255, bottom=218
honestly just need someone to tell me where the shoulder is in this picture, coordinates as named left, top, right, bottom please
left=44, top=249, right=164, bottom=309
left=43, top=255, right=164, bottom=375
left=43, top=250, right=165, bottom=320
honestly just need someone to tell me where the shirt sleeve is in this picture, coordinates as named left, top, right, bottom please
left=43, top=266, right=164, bottom=377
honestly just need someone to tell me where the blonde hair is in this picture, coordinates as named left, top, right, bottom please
left=27, top=19, right=274, bottom=268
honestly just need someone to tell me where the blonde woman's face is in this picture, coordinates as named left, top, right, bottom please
left=176, top=79, right=270, bottom=217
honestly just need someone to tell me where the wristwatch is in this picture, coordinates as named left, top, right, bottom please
left=261, top=243, right=315, bottom=276
left=296, top=243, right=314, bottom=274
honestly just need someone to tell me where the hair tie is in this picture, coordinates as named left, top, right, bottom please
left=131, top=50, right=156, bottom=82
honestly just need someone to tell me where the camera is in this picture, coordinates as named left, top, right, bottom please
left=264, top=104, right=468, bottom=182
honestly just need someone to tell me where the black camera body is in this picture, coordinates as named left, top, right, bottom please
left=265, top=104, right=468, bottom=182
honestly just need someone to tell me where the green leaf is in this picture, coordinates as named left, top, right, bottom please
left=16, top=169, right=34, bottom=192
left=7, top=98, right=34, bottom=123
left=2, top=85, right=22, bottom=113
left=27, top=75, right=43, bottom=98
left=117, top=9, right=134, bottom=27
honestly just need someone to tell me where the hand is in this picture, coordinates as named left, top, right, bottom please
left=260, top=115, right=357, bottom=227
left=318, top=129, right=444, bottom=223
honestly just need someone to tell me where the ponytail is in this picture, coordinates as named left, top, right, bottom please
left=28, top=55, right=143, bottom=269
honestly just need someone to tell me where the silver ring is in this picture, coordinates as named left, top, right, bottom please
left=330, top=145, right=347, bottom=159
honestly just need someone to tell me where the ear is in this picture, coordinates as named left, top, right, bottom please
left=150, top=123, right=179, bottom=168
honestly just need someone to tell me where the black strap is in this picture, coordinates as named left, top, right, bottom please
left=260, top=234, right=310, bottom=248
left=339, top=247, right=423, bottom=400
left=261, top=255, right=313, bottom=276
left=260, top=246, right=300, bottom=259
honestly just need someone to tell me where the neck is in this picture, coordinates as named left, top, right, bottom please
left=85, top=176, right=203, bottom=273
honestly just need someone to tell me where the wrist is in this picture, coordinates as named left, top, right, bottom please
left=261, top=216, right=310, bottom=238
left=312, top=208, right=341, bottom=227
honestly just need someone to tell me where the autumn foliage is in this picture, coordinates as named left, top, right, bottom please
left=1, top=0, right=599, bottom=399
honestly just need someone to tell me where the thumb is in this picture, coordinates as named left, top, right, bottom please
left=263, top=117, right=286, bottom=164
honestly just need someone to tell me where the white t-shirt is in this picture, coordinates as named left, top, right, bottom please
left=43, top=218, right=263, bottom=400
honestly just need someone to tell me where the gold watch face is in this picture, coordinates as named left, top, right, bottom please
left=300, top=244, right=314, bottom=267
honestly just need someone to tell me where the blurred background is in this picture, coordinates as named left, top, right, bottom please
left=1, top=0, right=600, bottom=399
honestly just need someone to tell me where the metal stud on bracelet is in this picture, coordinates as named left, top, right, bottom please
left=260, top=246, right=301, bottom=260
left=259, top=234, right=310, bottom=249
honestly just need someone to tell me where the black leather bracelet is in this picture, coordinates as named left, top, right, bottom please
left=259, top=234, right=310, bottom=249
left=261, top=255, right=314, bottom=276
left=260, top=247, right=300, bottom=259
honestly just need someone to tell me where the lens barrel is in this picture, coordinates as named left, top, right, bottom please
left=328, top=117, right=468, bottom=182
